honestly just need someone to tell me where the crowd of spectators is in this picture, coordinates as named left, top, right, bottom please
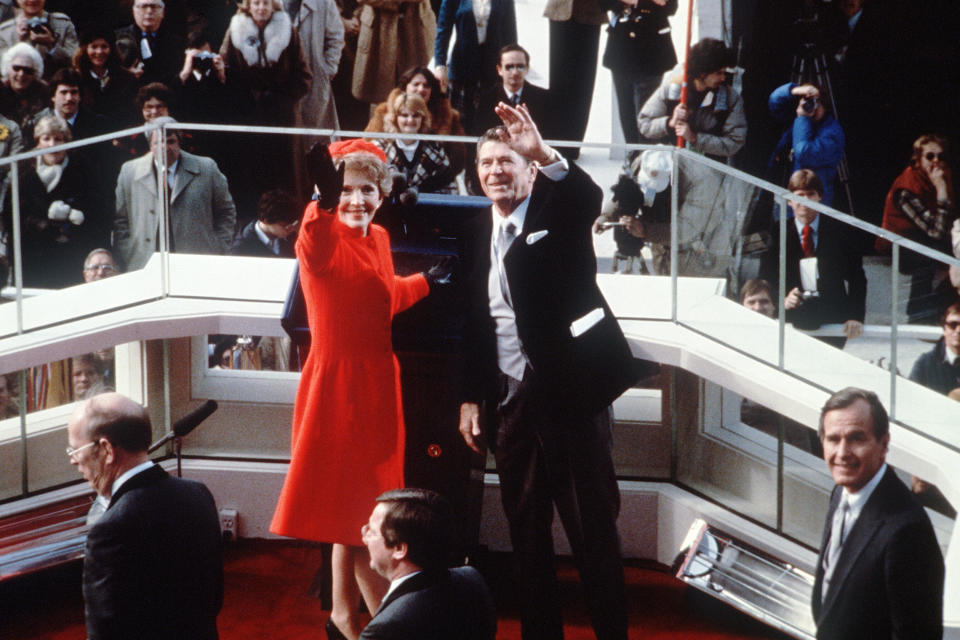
left=0, top=0, right=955, bottom=383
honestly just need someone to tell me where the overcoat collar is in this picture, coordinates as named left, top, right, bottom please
left=132, top=150, right=201, bottom=203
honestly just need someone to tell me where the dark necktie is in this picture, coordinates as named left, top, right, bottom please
left=801, top=224, right=814, bottom=257
left=510, top=93, right=521, bottom=107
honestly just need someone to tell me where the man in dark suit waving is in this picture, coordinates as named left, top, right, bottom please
left=458, top=103, right=643, bottom=639
left=359, top=488, right=496, bottom=640
left=67, top=392, right=223, bottom=640
left=812, top=387, right=944, bottom=640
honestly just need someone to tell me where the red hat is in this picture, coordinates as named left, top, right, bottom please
left=328, top=139, right=386, bottom=163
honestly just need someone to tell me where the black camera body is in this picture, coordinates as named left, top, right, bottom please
left=800, top=96, right=818, bottom=115
left=26, top=16, right=49, bottom=34
left=193, top=51, right=216, bottom=74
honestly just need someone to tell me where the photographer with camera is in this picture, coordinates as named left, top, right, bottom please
left=768, top=81, right=845, bottom=207
left=0, top=0, right=77, bottom=78
left=176, top=30, right=230, bottom=126
left=178, top=33, right=225, bottom=87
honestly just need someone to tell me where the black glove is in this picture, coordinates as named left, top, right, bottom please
left=424, top=255, right=455, bottom=289
left=307, top=141, right=344, bottom=210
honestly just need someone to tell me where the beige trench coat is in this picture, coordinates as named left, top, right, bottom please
left=351, top=0, right=436, bottom=104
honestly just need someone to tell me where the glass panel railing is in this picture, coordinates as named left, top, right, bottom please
left=0, top=124, right=169, bottom=337
left=1, top=125, right=957, bottom=542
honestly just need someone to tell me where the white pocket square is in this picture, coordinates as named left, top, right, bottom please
left=526, top=230, right=549, bottom=245
left=570, top=307, right=604, bottom=337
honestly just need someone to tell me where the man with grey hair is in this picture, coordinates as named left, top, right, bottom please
left=114, top=116, right=236, bottom=270
left=812, top=387, right=943, bottom=639
left=115, top=0, right=185, bottom=86
left=67, top=392, right=222, bottom=639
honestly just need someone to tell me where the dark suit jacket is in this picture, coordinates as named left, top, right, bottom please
left=83, top=464, right=223, bottom=640
left=601, top=0, right=677, bottom=76
left=473, top=82, right=550, bottom=136
left=812, top=467, right=944, bottom=640
left=230, top=220, right=296, bottom=258
left=759, top=214, right=866, bottom=329
left=360, top=567, right=496, bottom=640
left=114, top=25, right=186, bottom=88
left=434, top=0, right=517, bottom=87
left=460, top=162, right=642, bottom=422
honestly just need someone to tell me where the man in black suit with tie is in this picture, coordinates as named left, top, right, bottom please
left=759, top=169, right=866, bottom=348
left=812, top=387, right=944, bottom=640
left=67, top=392, right=223, bottom=640
left=458, top=103, right=644, bottom=639
left=115, top=0, right=185, bottom=87
left=359, top=488, right=496, bottom=640
left=473, top=44, right=550, bottom=136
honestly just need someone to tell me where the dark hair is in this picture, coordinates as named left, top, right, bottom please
left=186, top=29, right=214, bottom=50
left=376, top=488, right=453, bottom=572
left=818, top=387, right=889, bottom=441
left=687, top=38, right=731, bottom=79
left=787, top=169, right=823, bottom=197
left=136, top=82, right=174, bottom=111
left=739, top=278, right=772, bottom=304
left=257, top=189, right=302, bottom=224
left=498, top=43, right=530, bottom=66
left=74, top=26, right=122, bottom=73
left=939, top=297, right=960, bottom=326
left=397, top=66, right=442, bottom=113
left=48, top=67, right=82, bottom=95
left=84, top=397, right=152, bottom=453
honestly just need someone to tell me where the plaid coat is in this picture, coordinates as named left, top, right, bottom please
left=380, top=140, right=459, bottom=194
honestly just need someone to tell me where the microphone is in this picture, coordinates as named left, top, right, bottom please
left=149, top=400, right=218, bottom=453
left=173, top=400, right=218, bottom=438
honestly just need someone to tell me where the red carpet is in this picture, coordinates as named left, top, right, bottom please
left=1, top=540, right=790, bottom=639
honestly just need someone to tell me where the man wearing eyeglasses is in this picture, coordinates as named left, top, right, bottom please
left=114, top=0, right=185, bottom=86
left=67, top=392, right=223, bottom=640
left=909, top=299, right=960, bottom=396
left=82, top=248, right=119, bottom=282
left=474, top=44, right=548, bottom=137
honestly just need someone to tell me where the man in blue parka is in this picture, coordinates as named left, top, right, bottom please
left=769, top=82, right=845, bottom=207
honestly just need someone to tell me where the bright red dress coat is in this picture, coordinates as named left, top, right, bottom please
left=270, top=202, right=429, bottom=545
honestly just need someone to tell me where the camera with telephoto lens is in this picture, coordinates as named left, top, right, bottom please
left=26, top=17, right=49, bottom=33
left=800, top=96, right=818, bottom=115
left=193, top=51, right=216, bottom=74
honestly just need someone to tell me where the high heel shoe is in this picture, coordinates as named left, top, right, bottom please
left=325, top=618, right=349, bottom=640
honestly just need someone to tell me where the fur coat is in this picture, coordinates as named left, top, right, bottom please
left=219, top=10, right=312, bottom=126
left=351, top=0, right=436, bottom=104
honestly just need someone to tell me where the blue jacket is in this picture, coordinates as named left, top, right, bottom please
left=434, top=0, right=517, bottom=85
left=769, top=82, right=845, bottom=206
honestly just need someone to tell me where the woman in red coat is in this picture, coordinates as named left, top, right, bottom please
left=270, top=140, right=432, bottom=640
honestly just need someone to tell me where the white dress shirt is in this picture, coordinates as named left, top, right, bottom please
left=487, top=156, right=568, bottom=381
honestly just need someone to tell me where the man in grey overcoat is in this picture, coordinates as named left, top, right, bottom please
left=114, top=117, right=236, bottom=271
